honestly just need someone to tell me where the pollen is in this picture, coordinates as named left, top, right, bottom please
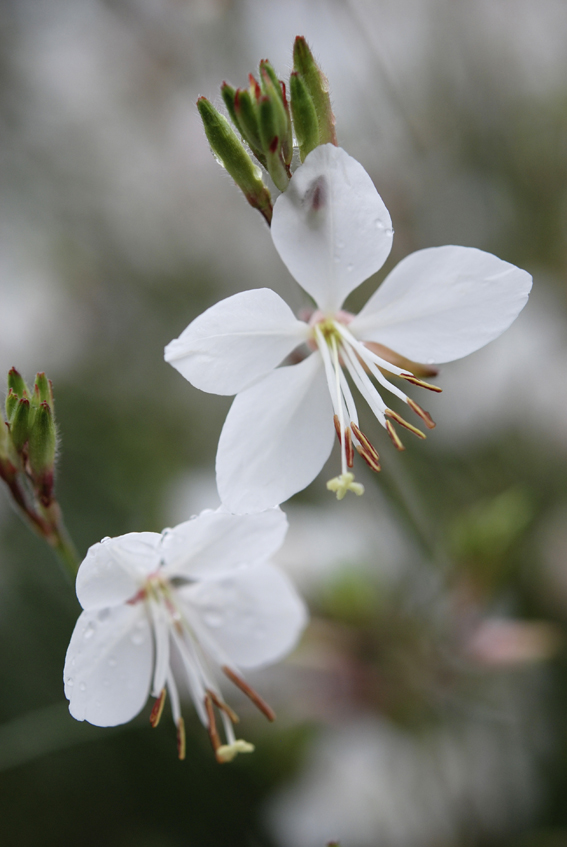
left=216, top=739, right=255, bottom=763
left=326, top=471, right=365, bottom=500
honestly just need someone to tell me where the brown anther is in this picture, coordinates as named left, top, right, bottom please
left=204, top=693, right=222, bottom=752
left=222, top=666, right=276, bottom=722
left=177, top=717, right=186, bottom=761
left=333, top=414, right=354, bottom=468
left=149, top=688, right=167, bottom=728
left=206, top=689, right=239, bottom=724
left=351, top=423, right=381, bottom=472
left=407, top=398, right=436, bottom=429
left=386, top=420, right=405, bottom=451
left=400, top=373, right=442, bottom=393
left=385, top=409, right=426, bottom=440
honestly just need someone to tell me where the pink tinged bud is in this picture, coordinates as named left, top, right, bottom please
left=292, top=36, right=337, bottom=147
left=5, top=388, right=18, bottom=422
left=10, top=397, right=31, bottom=453
left=7, top=367, right=29, bottom=400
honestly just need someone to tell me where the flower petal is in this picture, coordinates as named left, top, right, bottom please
left=76, top=532, right=162, bottom=611
left=160, top=507, right=288, bottom=580
left=216, top=352, right=335, bottom=513
left=271, top=145, right=393, bottom=313
left=350, top=245, right=533, bottom=364
left=64, top=605, right=153, bottom=727
left=178, top=563, right=307, bottom=668
left=164, top=288, right=308, bottom=395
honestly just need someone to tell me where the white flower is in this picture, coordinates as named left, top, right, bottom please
left=63, top=508, right=307, bottom=762
left=165, top=145, right=532, bottom=514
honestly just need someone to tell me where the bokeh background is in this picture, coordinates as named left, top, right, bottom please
left=1, top=1, right=567, bottom=845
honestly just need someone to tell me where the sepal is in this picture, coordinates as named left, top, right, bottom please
left=292, top=37, right=336, bottom=146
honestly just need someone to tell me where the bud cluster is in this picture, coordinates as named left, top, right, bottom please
left=197, top=37, right=337, bottom=224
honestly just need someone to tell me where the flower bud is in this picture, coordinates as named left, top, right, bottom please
left=10, top=396, right=31, bottom=453
left=0, top=413, right=8, bottom=460
left=259, top=61, right=293, bottom=166
left=7, top=367, right=29, bottom=400
left=233, top=88, right=265, bottom=164
left=197, top=97, right=273, bottom=224
left=259, top=98, right=289, bottom=192
left=290, top=71, right=319, bottom=161
left=33, top=372, right=54, bottom=412
left=5, top=388, right=18, bottom=422
left=292, top=36, right=337, bottom=146
left=28, top=402, right=57, bottom=486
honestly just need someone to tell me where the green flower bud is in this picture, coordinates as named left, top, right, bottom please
left=293, top=36, right=337, bottom=146
left=5, top=388, right=18, bottom=422
left=0, top=414, right=8, bottom=460
left=233, top=88, right=265, bottom=164
left=10, top=397, right=31, bottom=453
left=260, top=64, right=293, bottom=167
left=7, top=367, right=29, bottom=400
left=197, top=97, right=273, bottom=224
left=259, top=98, right=289, bottom=192
left=28, top=402, right=56, bottom=475
left=220, top=82, right=240, bottom=131
left=33, top=372, right=54, bottom=412
left=290, top=71, right=320, bottom=161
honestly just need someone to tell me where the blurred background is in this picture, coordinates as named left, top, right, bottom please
left=1, top=0, right=566, bottom=845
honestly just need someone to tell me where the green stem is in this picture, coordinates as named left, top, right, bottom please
left=378, top=455, right=438, bottom=559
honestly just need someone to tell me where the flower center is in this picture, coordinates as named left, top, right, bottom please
left=311, top=314, right=440, bottom=499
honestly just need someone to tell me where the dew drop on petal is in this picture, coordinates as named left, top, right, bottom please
left=100, top=536, right=111, bottom=544
left=66, top=677, right=74, bottom=687
left=130, top=622, right=146, bottom=646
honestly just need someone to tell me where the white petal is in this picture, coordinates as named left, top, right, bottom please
left=271, top=145, right=393, bottom=313
left=160, top=507, right=288, bottom=580
left=216, top=352, right=335, bottom=514
left=351, top=245, right=533, bottom=364
left=64, top=605, right=153, bottom=727
left=164, top=288, right=308, bottom=395
left=179, top=564, right=307, bottom=668
left=76, top=532, right=162, bottom=611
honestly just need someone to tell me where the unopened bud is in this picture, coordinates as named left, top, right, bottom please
left=7, top=367, right=29, bottom=400
left=10, top=397, right=31, bottom=453
left=292, top=37, right=337, bottom=146
left=0, top=415, right=8, bottom=460
left=259, top=98, right=289, bottom=192
left=290, top=71, right=319, bottom=161
left=233, top=88, right=265, bottom=164
left=5, top=388, right=18, bottom=422
left=197, top=97, right=273, bottom=224
left=259, top=61, right=293, bottom=166
left=33, top=372, right=54, bottom=411
left=28, top=402, right=57, bottom=505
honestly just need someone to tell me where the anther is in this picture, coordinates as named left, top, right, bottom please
left=177, top=717, right=186, bottom=761
left=385, top=409, right=426, bottom=439
left=407, top=398, right=436, bottom=429
left=400, top=373, right=442, bottom=393
left=222, top=666, right=276, bottom=722
left=351, top=423, right=381, bottom=472
left=333, top=414, right=354, bottom=468
left=204, top=692, right=222, bottom=752
left=206, top=688, right=239, bottom=724
left=149, top=688, right=167, bottom=728
left=386, top=420, right=405, bottom=451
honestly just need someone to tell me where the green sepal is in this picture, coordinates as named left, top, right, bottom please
left=10, top=397, right=31, bottom=453
left=7, top=367, right=29, bottom=400
left=28, top=401, right=56, bottom=476
left=0, top=414, right=8, bottom=460
left=293, top=36, right=337, bottom=146
left=197, top=97, right=273, bottom=224
left=290, top=71, right=320, bottom=161
left=260, top=65, right=293, bottom=167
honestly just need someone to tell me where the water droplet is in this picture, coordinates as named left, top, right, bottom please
left=204, top=611, right=223, bottom=628
left=108, top=656, right=117, bottom=667
left=79, top=682, right=87, bottom=692
left=66, top=677, right=74, bottom=687
left=84, top=622, right=96, bottom=640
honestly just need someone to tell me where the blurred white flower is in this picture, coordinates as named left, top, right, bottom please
left=64, top=507, right=307, bottom=762
left=166, top=144, right=531, bottom=513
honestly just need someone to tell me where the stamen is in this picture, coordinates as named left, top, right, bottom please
left=222, top=666, right=276, bottom=722
left=385, top=409, right=426, bottom=439
left=216, top=739, right=255, bottom=764
left=351, top=423, right=381, bottom=472
left=407, top=398, right=436, bottom=429
left=386, top=420, right=405, bottom=451
left=326, top=472, right=365, bottom=499
left=333, top=414, right=354, bottom=468
left=206, top=688, right=239, bottom=724
left=149, top=688, right=167, bottom=728
left=400, top=373, right=442, bottom=393
left=205, top=692, right=222, bottom=752
left=177, top=717, right=186, bottom=761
